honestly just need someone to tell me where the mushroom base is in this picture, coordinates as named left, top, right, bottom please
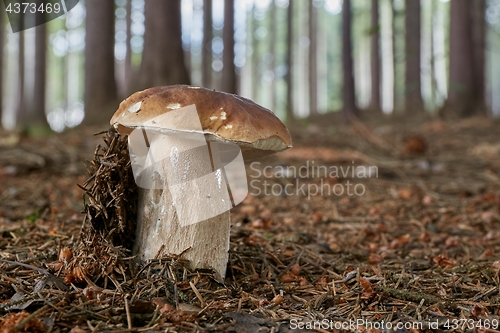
left=134, top=188, right=230, bottom=279
left=133, top=134, right=231, bottom=280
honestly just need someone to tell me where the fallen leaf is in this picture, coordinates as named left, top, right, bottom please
left=398, top=188, right=413, bottom=200
left=359, top=277, right=373, bottom=293
left=390, top=234, right=411, bottom=249
left=290, top=263, right=301, bottom=276
left=445, top=237, right=459, bottom=248
left=160, top=306, right=197, bottom=323
left=433, top=254, right=458, bottom=268
left=298, top=277, right=309, bottom=286
left=82, top=286, right=104, bottom=300
left=312, top=213, right=323, bottom=223
left=271, top=295, right=284, bottom=304
left=403, top=134, right=427, bottom=155
left=279, top=272, right=297, bottom=283
left=59, top=247, right=73, bottom=262
left=368, top=253, right=384, bottom=264
left=0, top=311, right=45, bottom=333
left=471, top=304, right=489, bottom=318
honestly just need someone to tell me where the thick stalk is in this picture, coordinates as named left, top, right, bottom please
left=134, top=133, right=231, bottom=279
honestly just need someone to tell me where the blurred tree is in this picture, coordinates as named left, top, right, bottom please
left=0, top=11, right=4, bottom=127
left=471, top=0, right=486, bottom=114
left=221, top=0, right=236, bottom=93
left=285, top=0, right=295, bottom=122
left=341, top=0, right=359, bottom=118
left=392, top=0, right=406, bottom=113
left=202, top=0, right=213, bottom=88
left=430, top=0, right=437, bottom=105
left=251, top=5, right=259, bottom=101
left=16, top=16, right=25, bottom=125
left=32, top=11, right=48, bottom=126
left=442, top=0, right=485, bottom=117
left=405, top=0, right=424, bottom=113
left=309, top=0, right=318, bottom=115
left=125, top=0, right=132, bottom=96
left=369, top=0, right=381, bottom=113
left=84, top=0, right=117, bottom=125
left=391, top=0, right=397, bottom=112
left=269, top=0, right=277, bottom=111
left=139, top=0, right=190, bottom=89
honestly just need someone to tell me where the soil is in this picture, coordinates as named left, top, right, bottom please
left=1, top=115, right=500, bottom=332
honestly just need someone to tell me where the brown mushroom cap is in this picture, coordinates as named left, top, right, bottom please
left=110, top=85, right=292, bottom=159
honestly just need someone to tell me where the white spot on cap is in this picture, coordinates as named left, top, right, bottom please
left=224, top=124, right=233, bottom=129
left=166, top=103, right=181, bottom=109
left=220, top=111, right=227, bottom=120
left=128, top=101, right=142, bottom=113
left=210, top=116, right=218, bottom=121
left=188, top=86, right=201, bottom=89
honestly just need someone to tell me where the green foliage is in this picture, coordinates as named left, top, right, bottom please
left=21, top=124, right=53, bottom=137
left=365, top=24, right=381, bottom=36
left=26, top=208, right=40, bottom=224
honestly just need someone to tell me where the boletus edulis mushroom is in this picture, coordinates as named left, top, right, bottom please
left=110, top=85, right=292, bottom=279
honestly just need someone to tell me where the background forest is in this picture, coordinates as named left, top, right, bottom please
left=3, top=1, right=500, bottom=332
left=0, top=0, right=499, bottom=131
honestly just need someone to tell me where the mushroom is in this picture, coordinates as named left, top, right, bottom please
left=110, top=85, right=292, bottom=279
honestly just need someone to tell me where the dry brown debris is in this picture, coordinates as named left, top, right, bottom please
left=403, top=134, right=428, bottom=155
left=79, top=127, right=137, bottom=248
left=1, top=118, right=500, bottom=332
left=0, top=311, right=45, bottom=333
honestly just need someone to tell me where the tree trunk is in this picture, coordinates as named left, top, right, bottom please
left=442, top=0, right=476, bottom=117
left=221, top=0, right=236, bottom=93
left=308, top=0, right=318, bottom=116
left=251, top=5, right=260, bottom=101
left=341, top=0, right=358, bottom=118
left=285, top=0, right=294, bottom=122
left=369, top=0, right=381, bottom=112
left=124, top=0, right=132, bottom=96
left=269, top=1, right=277, bottom=111
left=404, top=0, right=424, bottom=113
left=32, top=11, right=48, bottom=126
left=202, top=0, right=213, bottom=88
left=430, top=0, right=436, bottom=106
left=84, top=0, right=117, bottom=125
left=0, top=11, right=4, bottom=127
left=16, top=15, right=26, bottom=126
left=139, top=0, right=190, bottom=89
left=471, top=0, right=487, bottom=114
left=391, top=0, right=397, bottom=113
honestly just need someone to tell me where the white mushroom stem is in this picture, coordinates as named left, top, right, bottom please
left=133, top=133, right=231, bottom=279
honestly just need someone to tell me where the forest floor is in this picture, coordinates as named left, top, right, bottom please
left=0, top=115, right=500, bottom=332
